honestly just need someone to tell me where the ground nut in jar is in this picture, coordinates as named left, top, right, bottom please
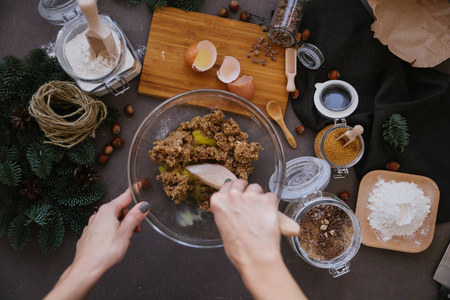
left=268, top=0, right=305, bottom=47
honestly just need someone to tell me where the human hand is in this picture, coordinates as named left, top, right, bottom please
left=210, top=179, right=281, bottom=272
left=73, top=188, right=150, bottom=274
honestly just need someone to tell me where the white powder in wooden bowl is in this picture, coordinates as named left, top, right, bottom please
left=367, top=179, right=430, bottom=241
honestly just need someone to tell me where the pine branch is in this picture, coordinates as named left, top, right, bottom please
left=0, top=160, right=22, bottom=186
left=8, top=214, right=32, bottom=250
left=146, top=0, right=169, bottom=11
left=0, top=196, right=16, bottom=237
left=58, top=183, right=107, bottom=207
left=0, top=124, right=11, bottom=145
left=67, top=138, right=96, bottom=165
left=25, top=203, right=54, bottom=226
left=100, top=105, right=120, bottom=126
left=172, top=0, right=203, bottom=11
left=38, top=211, right=65, bottom=253
left=26, top=143, right=53, bottom=179
left=382, top=113, right=410, bottom=152
left=60, top=207, right=92, bottom=235
left=123, top=0, right=142, bottom=6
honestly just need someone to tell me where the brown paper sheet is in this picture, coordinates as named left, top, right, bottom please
left=367, top=0, right=450, bottom=68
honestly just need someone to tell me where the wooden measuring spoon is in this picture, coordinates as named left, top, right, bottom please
left=186, top=163, right=301, bottom=237
left=78, top=0, right=119, bottom=59
left=336, top=125, right=364, bottom=147
left=285, top=47, right=297, bottom=92
left=266, top=101, right=297, bottom=149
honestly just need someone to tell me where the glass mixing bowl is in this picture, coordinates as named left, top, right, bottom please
left=128, top=89, right=286, bottom=248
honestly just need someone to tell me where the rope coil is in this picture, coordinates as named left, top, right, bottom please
left=29, top=81, right=107, bottom=148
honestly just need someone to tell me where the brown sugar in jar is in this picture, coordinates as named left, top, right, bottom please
left=298, top=204, right=354, bottom=261
left=322, top=127, right=360, bottom=166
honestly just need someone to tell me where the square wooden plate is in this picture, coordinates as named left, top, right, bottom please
left=355, top=170, right=440, bottom=253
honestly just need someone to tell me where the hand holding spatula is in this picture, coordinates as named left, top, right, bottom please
left=186, top=163, right=301, bottom=237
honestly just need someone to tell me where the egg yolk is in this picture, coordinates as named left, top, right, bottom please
left=194, top=48, right=213, bottom=70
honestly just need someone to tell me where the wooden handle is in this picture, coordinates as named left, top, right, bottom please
left=350, top=125, right=364, bottom=137
left=78, top=0, right=104, bottom=34
left=277, top=211, right=300, bottom=237
left=286, top=74, right=296, bottom=92
left=278, top=120, right=297, bottom=149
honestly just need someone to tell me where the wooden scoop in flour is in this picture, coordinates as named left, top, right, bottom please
left=336, top=125, right=364, bottom=147
left=186, top=163, right=301, bottom=237
left=285, top=47, right=297, bottom=92
left=78, top=0, right=119, bottom=59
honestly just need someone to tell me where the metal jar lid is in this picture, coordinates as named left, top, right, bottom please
left=38, top=0, right=86, bottom=25
left=297, top=43, right=324, bottom=70
left=270, top=156, right=331, bottom=202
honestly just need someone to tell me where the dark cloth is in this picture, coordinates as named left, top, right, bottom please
left=292, top=0, right=450, bottom=223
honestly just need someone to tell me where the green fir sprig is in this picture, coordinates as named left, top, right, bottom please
left=382, top=113, right=410, bottom=152
left=0, top=48, right=118, bottom=253
left=123, top=0, right=203, bottom=11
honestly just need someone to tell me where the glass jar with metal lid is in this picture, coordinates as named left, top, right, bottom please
left=313, top=80, right=365, bottom=178
left=55, top=14, right=141, bottom=96
left=39, top=0, right=84, bottom=25
left=268, top=0, right=306, bottom=47
left=269, top=156, right=362, bottom=277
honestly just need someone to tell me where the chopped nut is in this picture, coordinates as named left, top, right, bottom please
left=270, top=56, right=276, bottom=62
left=324, top=219, right=329, bottom=225
left=249, top=48, right=253, bottom=52
left=261, top=58, right=266, bottom=66
left=271, top=49, right=278, bottom=54
left=324, top=232, right=328, bottom=238
left=329, top=230, right=335, bottom=236
left=246, top=52, right=251, bottom=58
left=252, top=58, right=259, bottom=64
left=263, top=41, right=269, bottom=48
left=255, top=44, right=260, bottom=50
left=320, top=224, right=328, bottom=231
left=258, top=37, right=265, bottom=43
left=253, top=49, right=260, bottom=56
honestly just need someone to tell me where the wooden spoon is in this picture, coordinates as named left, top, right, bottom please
left=336, top=125, right=364, bottom=147
left=266, top=101, right=297, bottom=149
left=285, top=47, right=297, bottom=92
left=186, top=163, right=301, bottom=237
left=78, top=0, right=119, bottom=59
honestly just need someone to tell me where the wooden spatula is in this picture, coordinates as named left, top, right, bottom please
left=285, top=47, right=297, bottom=92
left=266, top=100, right=297, bottom=149
left=336, top=125, right=364, bottom=147
left=186, top=163, right=301, bottom=237
left=78, top=0, right=119, bottom=59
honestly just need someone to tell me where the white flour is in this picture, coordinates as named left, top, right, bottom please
left=65, top=30, right=121, bottom=79
left=367, top=179, right=430, bottom=241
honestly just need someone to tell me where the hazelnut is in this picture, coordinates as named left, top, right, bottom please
left=290, top=89, right=300, bottom=100
left=295, top=124, right=305, bottom=135
left=229, top=1, right=239, bottom=12
left=240, top=11, right=251, bottom=22
left=301, top=29, right=311, bottom=41
left=124, top=105, right=135, bottom=116
left=320, top=225, right=328, bottom=231
left=111, top=136, right=124, bottom=148
left=324, top=219, right=329, bottom=225
left=329, top=230, right=335, bottom=236
left=97, top=154, right=109, bottom=164
left=103, top=144, right=114, bottom=155
left=386, top=161, right=400, bottom=171
left=339, top=190, right=350, bottom=201
left=141, top=177, right=151, bottom=189
left=328, top=70, right=341, bottom=80
left=219, top=7, right=229, bottom=17
left=111, top=123, right=122, bottom=135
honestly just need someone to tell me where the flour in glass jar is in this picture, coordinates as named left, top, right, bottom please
left=367, top=179, right=431, bottom=241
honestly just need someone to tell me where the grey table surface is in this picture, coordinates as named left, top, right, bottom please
left=0, top=0, right=449, bottom=299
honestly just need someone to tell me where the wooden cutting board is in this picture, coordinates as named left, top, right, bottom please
left=138, top=7, right=289, bottom=116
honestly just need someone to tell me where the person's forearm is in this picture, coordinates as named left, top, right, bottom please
left=240, top=253, right=307, bottom=300
left=45, top=260, right=105, bottom=300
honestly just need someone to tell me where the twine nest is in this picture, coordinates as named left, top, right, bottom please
left=29, top=81, right=107, bottom=148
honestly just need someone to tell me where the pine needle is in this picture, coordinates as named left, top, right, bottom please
left=382, top=113, right=410, bottom=152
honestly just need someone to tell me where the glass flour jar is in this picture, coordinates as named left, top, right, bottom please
left=55, top=14, right=141, bottom=96
left=269, top=156, right=362, bottom=277
left=39, top=0, right=83, bottom=25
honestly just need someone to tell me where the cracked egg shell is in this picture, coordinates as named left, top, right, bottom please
left=217, top=56, right=241, bottom=83
left=227, top=76, right=255, bottom=100
left=184, top=40, right=217, bottom=72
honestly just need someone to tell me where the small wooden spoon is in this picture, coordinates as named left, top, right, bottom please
left=186, top=163, right=301, bottom=237
left=266, top=101, right=297, bottom=149
left=78, top=0, right=119, bottom=59
left=285, top=47, right=297, bottom=92
left=336, top=125, right=364, bottom=147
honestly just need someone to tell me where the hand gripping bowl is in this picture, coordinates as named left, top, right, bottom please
left=128, top=89, right=286, bottom=248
